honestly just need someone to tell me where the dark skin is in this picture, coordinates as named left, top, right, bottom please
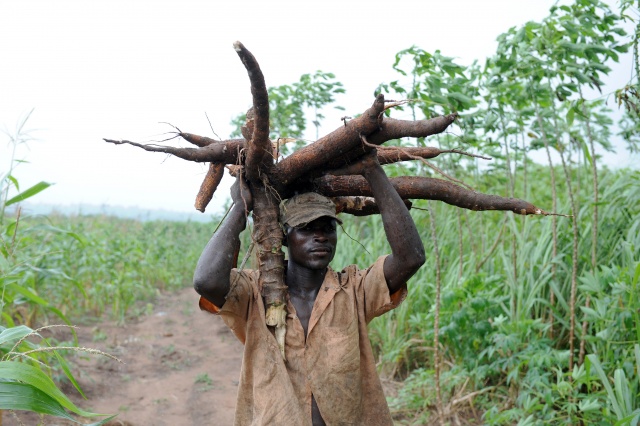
left=194, top=150, right=425, bottom=426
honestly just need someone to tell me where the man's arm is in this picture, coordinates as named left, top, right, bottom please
left=193, top=176, right=253, bottom=307
left=334, top=150, right=426, bottom=293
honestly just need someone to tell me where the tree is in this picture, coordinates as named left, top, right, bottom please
left=104, top=41, right=554, bottom=356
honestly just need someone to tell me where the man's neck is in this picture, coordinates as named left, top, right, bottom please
left=285, top=260, right=327, bottom=300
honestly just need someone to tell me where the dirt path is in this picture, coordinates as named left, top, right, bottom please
left=5, top=287, right=243, bottom=426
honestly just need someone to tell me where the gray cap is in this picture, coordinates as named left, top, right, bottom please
left=280, top=192, right=342, bottom=228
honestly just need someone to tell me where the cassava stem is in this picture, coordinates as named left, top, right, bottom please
left=233, top=41, right=288, bottom=358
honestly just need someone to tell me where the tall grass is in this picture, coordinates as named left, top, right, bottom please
left=333, top=165, right=640, bottom=424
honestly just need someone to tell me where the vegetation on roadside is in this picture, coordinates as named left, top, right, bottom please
left=342, top=166, right=640, bottom=425
left=1, top=114, right=117, bottom=424
left=357, top=0, right=640, bottom=423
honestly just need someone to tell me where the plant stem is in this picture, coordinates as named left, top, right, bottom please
left=579, top=90, right=598, bottom=366
left=534, top=106, right=558, bottom=340
left=457, top=210, right=463, bottom=281
left=551, top=109, right=579, bottom=372
left=428, top=201, right=444, bottom=424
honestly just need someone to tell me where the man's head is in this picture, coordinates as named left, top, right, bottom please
left=280, top=193, right=341, bottom=270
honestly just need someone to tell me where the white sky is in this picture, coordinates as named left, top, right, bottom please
left=1, top=1, right=634, bottom=216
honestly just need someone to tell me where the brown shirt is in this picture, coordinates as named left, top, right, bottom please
left=215, top=255, right=406, bottom=426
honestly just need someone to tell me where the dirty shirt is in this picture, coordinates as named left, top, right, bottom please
left=215, top=255, right=406, bottom=426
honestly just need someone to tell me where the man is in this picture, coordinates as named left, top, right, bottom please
left=194, top=151, right=425, bottom=425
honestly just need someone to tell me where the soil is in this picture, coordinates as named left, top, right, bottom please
left=4, top=287, right=244, bottom=426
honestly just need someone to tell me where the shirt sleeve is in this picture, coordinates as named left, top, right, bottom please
left=357, top=255, right=408, bottom=324
left=216, top=268, right=258, bottom=344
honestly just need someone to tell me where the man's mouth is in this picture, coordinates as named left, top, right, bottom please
left=310, top=247, right=331, bottom=253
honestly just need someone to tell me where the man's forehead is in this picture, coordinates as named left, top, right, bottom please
left=294, top=216, right=337, bottom=228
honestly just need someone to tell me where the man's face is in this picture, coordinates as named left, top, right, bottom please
left=286, top=216, right=337, bottom=270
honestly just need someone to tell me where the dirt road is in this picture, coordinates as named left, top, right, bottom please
left=6, top=287, right=243, bottom=426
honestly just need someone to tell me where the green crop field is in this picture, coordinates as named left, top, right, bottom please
left=2, top=212, right=215, bottom=326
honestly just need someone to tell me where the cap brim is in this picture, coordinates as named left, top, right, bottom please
left=287, top=213, right=342, bottom=228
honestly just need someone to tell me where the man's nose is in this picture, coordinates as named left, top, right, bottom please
left=313, top=231, right=328, bottom=241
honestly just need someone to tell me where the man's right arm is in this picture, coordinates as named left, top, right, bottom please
left=193, top=176, right=252, bottom=308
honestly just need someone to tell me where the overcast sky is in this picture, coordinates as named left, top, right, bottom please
left=1, top=1, right=634, bottom=216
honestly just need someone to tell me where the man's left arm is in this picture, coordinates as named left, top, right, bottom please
left=334, top=150, right=426, bottom=293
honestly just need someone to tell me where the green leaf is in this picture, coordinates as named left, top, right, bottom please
left=1, top=313, right=16, bottom=328
left=613, top=44, right=630, bottom=53
left=578, top=135, right=593, bottom=167
left=0, top=325, right=35, bottom=347
left=0, top=380, right=77, bottom=420
left=33, top=224, right=89, bottom=246
left=51, top=349, right=86, bottom=399
left=5, top=182, right=53, bottom=207
left=613, top=369, right=632, bottom=414
left=5, top=284, right=73, bottom=326
left=615, top=411, right=640, bottom=426
left=5, top=220, right=18, bottom=238
left=578, top=398, right=601, bottom=412
left=566, top=108, right=575, bottom=126
left=579, top=306, right=599, bottom=319
left=428, top=94, right=448, bottom=106
left=7, top=175, right=19, bottom=191
left=632, top=262, right=640, bottom=287
left=447, top=92, right=476, bottom=109
left=0, top=381, right=116, bottom=425
left=585, top=44, right=611, bottom=55
left=0, top=361, right=101, bottom=417
left=558, top=41, right=587, bottom=53
left=6, top=284, right=50, bottom=308
left=586, top=354, right=624, bottom=419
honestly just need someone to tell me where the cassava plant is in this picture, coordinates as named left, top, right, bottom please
left=104, top=42, right=556, bottom=357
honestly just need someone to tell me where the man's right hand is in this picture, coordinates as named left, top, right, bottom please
left=194, top=172, right=252, bottom=308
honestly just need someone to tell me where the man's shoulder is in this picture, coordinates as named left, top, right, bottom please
left=229, top=268, right=260, bottom=294
left=331, top=263, right=358, bottom=278
left=231, top=267, right=259, bottom=277
left=332, top=255, right=388, bottom=283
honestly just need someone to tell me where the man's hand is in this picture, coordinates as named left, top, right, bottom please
left=231, top=173, right=253, bottom=214
left=330, top=149, right=380, bottom=177
left=194, top=173, right=252, bottom=308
